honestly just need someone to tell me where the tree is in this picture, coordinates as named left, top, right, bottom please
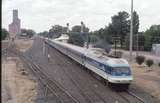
left=72, top=25, right=89, bottom=33
left=133, top=11, right=139, bottom=35
left=97, top=28, right=105, bottom=39
left=38, top=31, right=49, bottom=37
left=144, top=25, right=160, bottom=51
left=110, top=11, right=130, bottom=48
left=89, top=33, right=99, bottom=44
left=91, top=26, right=113, bottom=44
left=124, top=11, right=140, bottom=50
left=72, top=25, right=81, bottom=33
left=125, top=32, right=144, bottom=50
left=71, top=25, right=89, bottom=42
left=21, top=29, right=36, bottom=38
left=49, top=25, right=63, bottom=38
left=27, top=29, right=36, bottom=38
left=1, top=28, right=9, bottom=40
left=68, top=32, right=85, bottom=47
left=104, top=25, right=114, bottom=44
left=89, top=28, right=112, bottom=52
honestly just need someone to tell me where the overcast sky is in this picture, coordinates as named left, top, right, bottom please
left=2, top=0, right=160, bottom=33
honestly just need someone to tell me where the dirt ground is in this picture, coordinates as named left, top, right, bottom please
left=131, top=63, right=160, bottom=100
left=2, top=57, right=38, bottom=103
left=14, top=39, right=33, bottom=52
left=2, top=39, right=37, bottom=103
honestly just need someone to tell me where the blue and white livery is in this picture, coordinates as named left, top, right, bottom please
left=45, top=37, right=133, bottom=88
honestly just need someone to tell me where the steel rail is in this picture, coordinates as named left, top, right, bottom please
left=5, top=48, right=64, bottom=103
left=26, top=54, right=80, bottom=103
left=45, top=40, right=148, bottom=103
left=6, top=47, right=80, bottom=103
left=45, top=41, right=116, bottom=103
left=127, top=91, right=147, bottom=103
left=25, top=58, right=65, bottom=103
left=45, top=45, right=93, bottom=103
left=117, top=92, right=132, bottom=103
left=116, top=90, right=147, bottom=103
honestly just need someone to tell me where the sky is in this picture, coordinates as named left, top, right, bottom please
left=2, top=0, right=160, bottom=33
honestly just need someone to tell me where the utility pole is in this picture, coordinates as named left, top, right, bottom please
left=81, top=21, right=88, bottom=49
left=115, top=38, right=117, bottom=57
left=43, top=39, right=45, bottom=55
left=66, top=23, right=69, bottom=34
left=136, top=33, right=139, bottom=56
left=129, top=0, right=133, bottom=62
left=81, top=21, right=84, bottom=34
left=47, top=33, right=50, bottom=61
left=86, top=32, right=89, bottom=49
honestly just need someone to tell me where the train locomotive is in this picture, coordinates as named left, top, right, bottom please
left=45, top=38, right=133, bottom=89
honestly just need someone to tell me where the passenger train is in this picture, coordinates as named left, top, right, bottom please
left=44, top=37, right=133, bottom=89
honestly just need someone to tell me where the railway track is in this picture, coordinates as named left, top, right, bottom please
left=45, top=42, right=124, bottom=103
left=5, top=44, right=80, bottom=103
left=52, top=48, right=107, bottom=103
left=48, top=45, right=108, bottom=103
left=117, top=90, right=147, bottom=103
left=50, top=55, right=105, bottom=102
left=2, top=38, right=155, bottom=103
left=45, top=40, right=148, bottom=103
left=127, top=91, right=147, bottom=103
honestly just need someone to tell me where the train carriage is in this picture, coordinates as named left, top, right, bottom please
left=46, top=38, right=133, bottom=89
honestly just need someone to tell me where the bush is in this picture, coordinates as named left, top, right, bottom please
left=2, top=28, right=9, bottom=40
left=135, top=56, right=145, bottom=65
left=146, top=59, right=154, bottom=67
left=68, top=33, right=85, bottom=47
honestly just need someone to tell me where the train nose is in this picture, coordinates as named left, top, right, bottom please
left=108, top=76, right=133, bottom=84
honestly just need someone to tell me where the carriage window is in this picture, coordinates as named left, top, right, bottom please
left=105, top=65, right=111, bottom=74
left=111, top=67, right=131, bottom=76
left=99, top=63, right=105, bottom=71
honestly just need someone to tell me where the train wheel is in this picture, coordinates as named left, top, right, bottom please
left=100, top=78, right=106, bottom=85
left=103, top=80, right=108, bottom=86
left=123, top=84, right=130, bottom=90
left=106, top=81, right=112, bottom=88
left=83, top=67, right=87, bottom=71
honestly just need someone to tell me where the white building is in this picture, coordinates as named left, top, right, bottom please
left=152, top=44, right=160, bottom=56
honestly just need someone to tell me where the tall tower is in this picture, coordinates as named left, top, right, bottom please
left=81, top=21, right=84, bottom=33
left=9, top=9, right=21, bottom=38
left=13, top=10, right=18, bottom=21
left=66, top=23, right=69, bottom=33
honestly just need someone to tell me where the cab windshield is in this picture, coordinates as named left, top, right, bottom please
left=111, top=67, right=131, bottom=76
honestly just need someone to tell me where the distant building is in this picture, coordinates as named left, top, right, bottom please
left=152, top=44, right=160, bottom=56
left=9, top=9, right=21, bottom=38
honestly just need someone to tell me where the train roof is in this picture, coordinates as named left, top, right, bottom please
left=86, top=49, right=130, bottom=67
left=50, top=39, right=130, bottom=68
left=51, top=39, right=87, bottom=53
